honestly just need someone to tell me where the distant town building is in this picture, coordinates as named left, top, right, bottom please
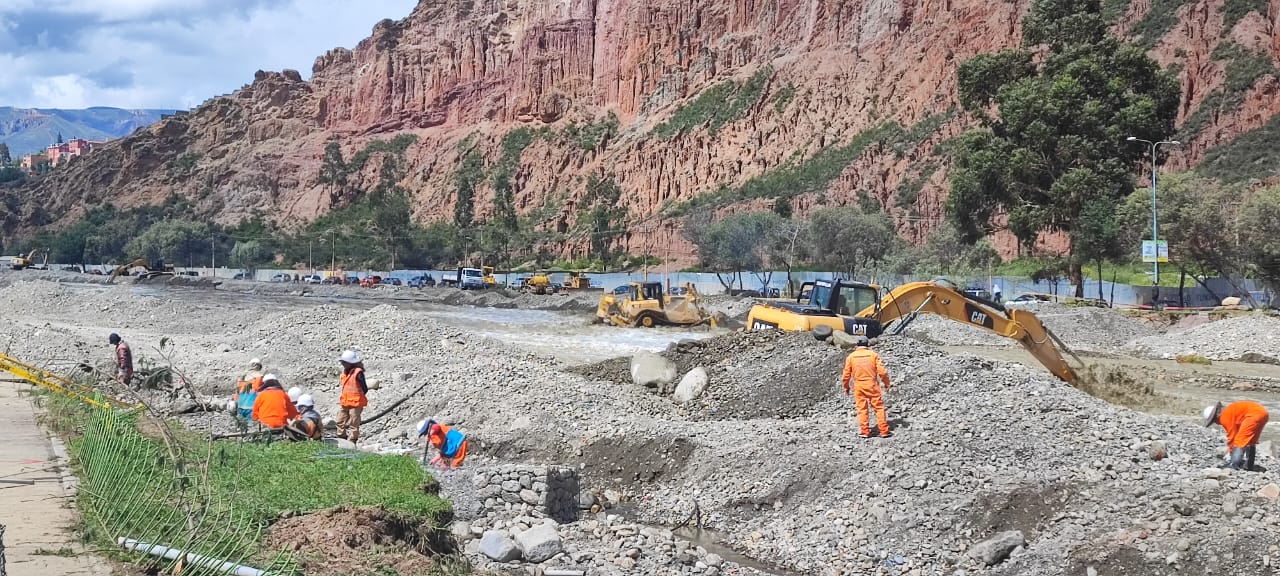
left=20, top=153, right=47, bottom=172
left=20, top=138, right=104, bottom=173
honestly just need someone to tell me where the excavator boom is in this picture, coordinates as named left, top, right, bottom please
left=858, top=281, right=1079, bottom=382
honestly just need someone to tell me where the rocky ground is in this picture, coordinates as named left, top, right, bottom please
left=905, top=302, right=1158, bottom=355
left=4, top=273, right=1280, bottom=575
left=1128, top=314, right=1280, bottom=363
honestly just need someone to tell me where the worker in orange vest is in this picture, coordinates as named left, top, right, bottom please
left=1204, top=401, right=1270, bottom=470
left=233, top=358, right=265, bottom=419
left=841, top=336, right=892, bottom=438
left=336, top=350, right=368, bottom=443
left=416, top=418, right=468, bottom=469
left=251, top=374, right=298, bottom=429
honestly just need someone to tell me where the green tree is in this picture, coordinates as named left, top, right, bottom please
left=685, top=211, right=784, bottom=291
left=1239, top=184, right=1280, bottom=296
left=0, top=143, right=10, bottom=165
left=124, top=220, right=211, bottom=267
left=318, top=140, right=348, bottom=191
left=581, top=173, right=627, bottom=265
left=947, top=0, right=1179, bottom=296
left=887, top=224, right=999, bottom=276
left=56, top=132, right=63, bottom=145
left=805, top=207, right=898, bottom=277
left=454, top=145, right=483, bottom=230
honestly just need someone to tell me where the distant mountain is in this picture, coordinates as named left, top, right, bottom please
left=0, top=107, right=179, bottom=157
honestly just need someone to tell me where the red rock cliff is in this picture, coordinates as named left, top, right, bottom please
left=6, top=0, right=1278, bottom=265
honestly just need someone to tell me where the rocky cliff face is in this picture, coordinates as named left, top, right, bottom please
left=5, top=0, right=1278, bottom=264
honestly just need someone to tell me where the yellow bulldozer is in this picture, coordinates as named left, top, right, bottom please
left=561, top=271, right=600, bottom=291
left=597, top=282, right=714, bottom=328
left=10, top=248, right=49, bottom=270
left=108, top=258, right=176, bottom=283
left=746, top=278, right=1079, bottom=382
left=519, top=273, right=556, bottom=295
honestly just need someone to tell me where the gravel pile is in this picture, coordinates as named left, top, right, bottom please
left=1128, top=314, right=1280, bottom=362
left=905, top=302, right=1158, bottom=354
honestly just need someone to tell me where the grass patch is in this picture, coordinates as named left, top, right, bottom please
left=653, top=67, right=773, bottom=138
left=1178, top=42, right=1277, bottom=142
left=32, top=547, right=77, bottom=557
left=1198, top=114, right=1280, bottom=183
left=559, top=113, right=619, bottom=151
left=347, top=133, right=419, bottom=174
left=895, top=163, right=939, bottom=214
left=207, top=441, right=448, bottom=520
left=1176, top=353, right=1213, bottom=365
left=1221, top=0, right=1268, bottom=30
left=773, top=82, right=797, bottom=113
left=1129, top=0, right=1195, bottom=50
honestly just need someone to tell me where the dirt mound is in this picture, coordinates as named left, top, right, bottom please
left=1128, top=314, right=1280, bottom=361
left=904, top=301, right=1157, bottom=353
left=266, top=506, right=454, bottom=576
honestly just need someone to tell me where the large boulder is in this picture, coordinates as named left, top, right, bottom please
left=515, top=522, right=564, bottom=563
left=967, top=530, right=1025, bottom=566
left=630, top=352, right=677, bottom=389
left=672, top=367, right=709, bottom=403
left=830, top=330, right=860, bottom=349
left=479, top=530, right=521, bottom=562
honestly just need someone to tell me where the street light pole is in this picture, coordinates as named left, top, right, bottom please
left=1126, top=136, right=1180, bottom=309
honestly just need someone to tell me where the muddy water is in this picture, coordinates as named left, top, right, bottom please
left=672, top=526, right=802, bottom=576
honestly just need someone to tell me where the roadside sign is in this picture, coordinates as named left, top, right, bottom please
left=1141, top=240, right=1169, bottom=263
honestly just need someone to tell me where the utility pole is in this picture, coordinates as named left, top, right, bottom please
left=1126, top=137, right=1180, bottom=310
left=330, top=233, right=336, bottom=276
left=210, top=237, right=215, bottom=277
left=308, top=240, right=313, bottom=273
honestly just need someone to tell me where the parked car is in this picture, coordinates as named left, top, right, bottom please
left=669, top=286, right=688, bottom=296
left=384, top=278, right=402, bottom=286
left=612, top=285, right=632, bottom=295
left=320, top=276, right=341, bottom=285
left=270, top=273, right=291, bottom=282
left=233, top=272, right=250, bottom=281
left=963, top=287, right=994, bottom=301
left=180, top=271, right=198, bottom=277
left=303, top=274, right=322, bottom=284
left=408, top=275, right=435, bottom=288
left=345, top=276, right=359, bottom=285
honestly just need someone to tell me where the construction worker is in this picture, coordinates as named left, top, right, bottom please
left=108, top=333, right=133, bottom=386
left=233, top=358, right=265, bottom=419
left=841, top=336, right=892, bottom=438
left=336, top=350, right=368, bottom=443
left=287, top=386, right=303, bottom=407
left=416, top=419, right=468, bottom=469
left=1204, top=401, right=1270, bottom=471
left=251, top=374, right=298, bottom=430
left=286, top=394, right=323, bottom=441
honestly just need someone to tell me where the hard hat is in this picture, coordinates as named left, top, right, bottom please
left=1203, top=402, right=1223, bottom=427
left=340, top=350, right=361, bottom=364
left=287, top=386, right=303, bottom=402
left=249, top=357, right=262, bottom=369
left=855, top=335, right=870, bottom=347
left=296, top=394, right=314, bottom=408
left=414, top=419, right=428, bottom=437
left=109, top=333, right=120, bottom=344
left=263, top=373, right=279, bottom=384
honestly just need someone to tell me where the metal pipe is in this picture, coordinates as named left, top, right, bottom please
left=116, top=537, right=268, bottom=576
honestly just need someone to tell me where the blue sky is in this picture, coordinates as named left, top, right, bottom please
left=0, top=0, right=418, bottom=109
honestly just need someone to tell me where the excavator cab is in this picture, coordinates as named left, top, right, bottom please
left=748, top=279, right=885, bottom=336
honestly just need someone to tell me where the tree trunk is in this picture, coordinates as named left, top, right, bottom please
left=1097, top=261, right=1104, bottom=301
left=715, top=272, right=734, bottom=291
left=1178, top=269, right=1186, bottom=307
left=785, top=263, right=794, bottom=298
left=1109, top=269, right=1117, bottom=308
left=1070, top=260, right=1084, bottom=298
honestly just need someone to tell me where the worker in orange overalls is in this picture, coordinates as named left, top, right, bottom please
left=841, top=336, right=892, bottom=438
left=251, top=374, right=298, bottom=429
left=1205, top=401, right=1270, bottom=471
left=336, top=350, right=368, bottom=443
left=416, top=418, right=468, bottom=469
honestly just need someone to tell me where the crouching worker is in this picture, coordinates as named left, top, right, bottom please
left=1205, top=401, right=1270, bottom=471
left=415, top=419, right=468, bottom=469
left=251, top=374, right=298, bottom=430
left=285, top=394, right=323, bottom=441
left=233, top=358, right=265, bottom=419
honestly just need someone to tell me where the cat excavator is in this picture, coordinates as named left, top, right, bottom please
left=745, top=279, right=1080, bottom=382
left=108, top=258, right=176, bottom=283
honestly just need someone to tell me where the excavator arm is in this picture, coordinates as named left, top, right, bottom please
left=857, top=281, right=1080, bottom=383
left=108, top=258, right=149, bottom=283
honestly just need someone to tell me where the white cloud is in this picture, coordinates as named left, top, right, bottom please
left=0, top=0, right=418, bottom=109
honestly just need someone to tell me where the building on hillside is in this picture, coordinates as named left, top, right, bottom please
left=20, top=153, right=48, bottom=173
left=45, top=138, right=99, bottom=167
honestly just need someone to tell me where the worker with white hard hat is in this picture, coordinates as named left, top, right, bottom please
left=251, top=373, right=298, bottom=429
left=285, top=394, right=323, bottom=441
left=1203, top=401, right=1270, bottom=471
left=287, top=386, right=303, bottom=405
left=336, top=350, right=368, bottom=443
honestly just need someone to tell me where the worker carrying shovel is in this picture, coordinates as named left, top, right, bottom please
left=841, top=335, right=892, bottom=439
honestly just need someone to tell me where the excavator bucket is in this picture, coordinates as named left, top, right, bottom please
left=1006, top=309, right=1080, bottom=383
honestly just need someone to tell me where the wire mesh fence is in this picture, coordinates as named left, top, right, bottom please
left=73, top=402, right=297, bottom=575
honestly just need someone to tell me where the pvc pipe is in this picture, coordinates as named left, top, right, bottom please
left=116, top=538, right=267, bottom=576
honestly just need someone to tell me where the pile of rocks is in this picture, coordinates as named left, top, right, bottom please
left=471, top=465, right=582, bottom=523
left=904, top=301, right=1158, bottom=353
left=1128, top=314, right=1280, bottom=362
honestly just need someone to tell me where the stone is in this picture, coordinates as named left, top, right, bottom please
left=502, top=480, right=522, bottom=492
left=1086, top=567, right=1098, bottom=576
left=630, top=352, right=677, bottom=388
left=967, top=531, right=1025, bottom=566
left=450, top=521, right=472, bottom=541
left=479, top=530, right=521, bottom=562
left=1259, top=483, right=1280, bottom=500
left=672, top=367, right=709, bottom=403
left=705, top=553, right=724, bottom=567
left=516, top=523, right=564, bottom=563
left=1147, top=441, right=1167, bottom=461
left=521, top=489, right=540, bottom=505
left=1224, top=493, right=1243, bottom=515
left=614, top=557, right=637, bottom=570
left=578, top=490, right=597, bottom=509
left=830, top=330, right=861, bottom=349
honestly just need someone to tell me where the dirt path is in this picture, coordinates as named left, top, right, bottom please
left=0, top=381, right=112, bottom=575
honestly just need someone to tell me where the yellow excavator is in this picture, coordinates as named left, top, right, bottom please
left=108, top=258, right=176, bottom=283
left=597, top=282, right=714, bottom=328
left=10, top=248, right=49, bottom=270
left=745, top=279, right=1079, bottom=382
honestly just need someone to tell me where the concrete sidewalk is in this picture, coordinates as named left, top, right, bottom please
left=0, top=381, right=111, bottom=575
